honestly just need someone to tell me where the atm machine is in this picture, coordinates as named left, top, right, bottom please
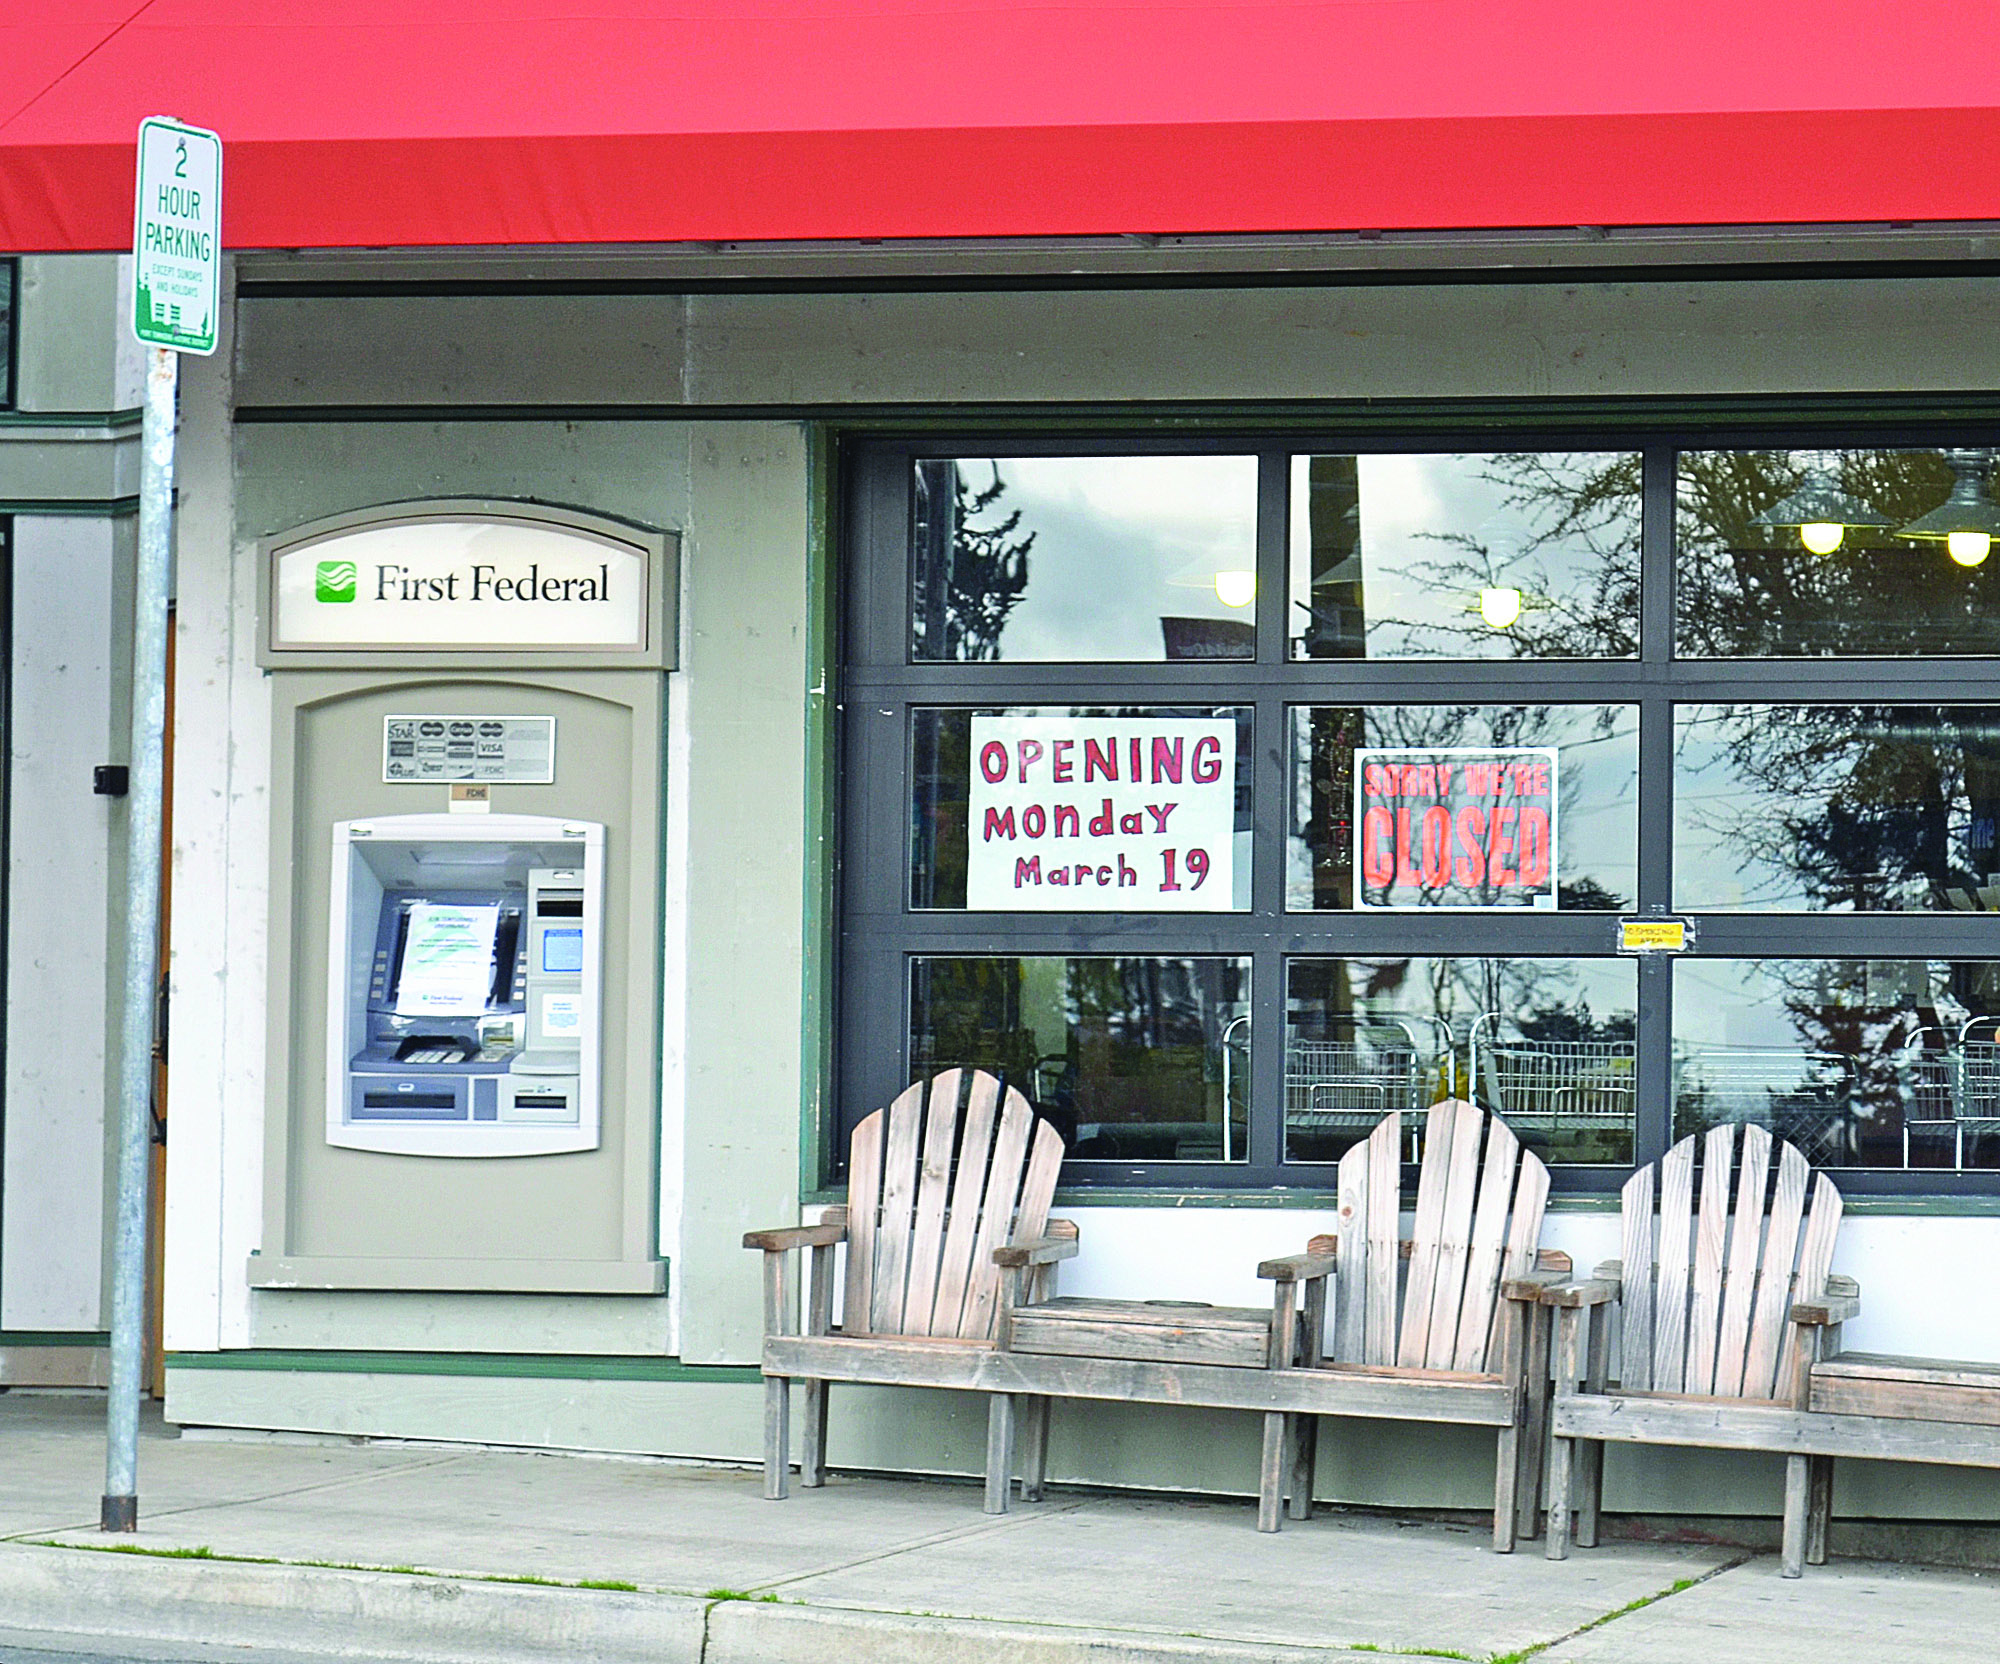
left=327, top=813, right=603, bottom=1157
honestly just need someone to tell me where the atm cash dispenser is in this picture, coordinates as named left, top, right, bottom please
left=329, top=814, right=603, bottom=1157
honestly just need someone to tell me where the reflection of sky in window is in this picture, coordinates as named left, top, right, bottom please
left=1673, top=706, right=1994, bottom=911
left=1297, top=956, right=1637, bottom=1039
left=1286, top=706, right=1638, bottom=910
left=1671, top=959, right=1971, bottom=1057
left=1287, top=453, right=1638, bottom=660
left=947, top=457, right=1258, bottom=661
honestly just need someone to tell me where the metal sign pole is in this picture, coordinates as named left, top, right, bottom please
left=102, top=342, right=178, bottom=1533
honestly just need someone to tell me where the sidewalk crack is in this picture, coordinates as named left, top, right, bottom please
left=1, top=1451, right=474, bottom=1542
left=743, top=1500, right=1089, bottom=1593
left=1486, top=1552, right=1753, bottom=1664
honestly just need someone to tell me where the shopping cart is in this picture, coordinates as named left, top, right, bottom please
left=1954, top=1018, right=2000, bottom=1168
left=1467, top=1015, right=1635, bottom=1152
left=1283, top=1016, right=1443, bottom=1158
left=1897, top=1027, right=1960, bottom=1168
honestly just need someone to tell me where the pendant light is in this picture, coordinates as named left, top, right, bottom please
left=1751, top=451, right=1891, bottom=555
left=1896, top=448, right=2000, bottom=569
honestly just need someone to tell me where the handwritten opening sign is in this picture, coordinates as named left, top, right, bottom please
left=966, top=716, right=1235, bottom=910
left=1354, top=747, right=1558, bottom=910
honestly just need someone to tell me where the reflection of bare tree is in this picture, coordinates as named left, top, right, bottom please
left=913, top=461, right=1035, bottom=661
left=1396, top=453, right=1642, bottom=658
left=1675, top=449, right=1994, bottom=656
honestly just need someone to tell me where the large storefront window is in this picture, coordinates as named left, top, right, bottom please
left=839, top=436, right=2000, bottom=1195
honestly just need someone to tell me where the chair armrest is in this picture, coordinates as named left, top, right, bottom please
left=743, top=1222, right=847, bottom=1252
left=1537, top=1277, right=1621, bottom=1310
left=993, top=1234, right=1081, bottom=1269
left=1258, top=1251, right=1336, bottom=1283
left=1790, top=1293, right=1861, bottom=1327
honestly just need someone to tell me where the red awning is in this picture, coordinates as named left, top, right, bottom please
left=6, top=1, right=2000, bottom=252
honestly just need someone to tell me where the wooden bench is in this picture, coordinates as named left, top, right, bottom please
left=750, top=1078, right=1562, bottom=1543
left=745, top=1068, right=1068, bottom=1505
left=1542, top=1122, right=1853, bottom=1575
left=994, top=1100, right=1567, bottom=1546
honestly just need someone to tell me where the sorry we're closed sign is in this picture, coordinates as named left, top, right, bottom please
left=1354, top=747, right=1558, bottom=910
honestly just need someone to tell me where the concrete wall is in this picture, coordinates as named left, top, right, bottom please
left=160, top=266, right=2000, bottom=1516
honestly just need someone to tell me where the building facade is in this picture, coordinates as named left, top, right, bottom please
left=30, top=237, right=1988, bottom=1526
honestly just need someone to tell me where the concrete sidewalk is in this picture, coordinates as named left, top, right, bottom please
left=1, top=1395, right=1995, bottom=1664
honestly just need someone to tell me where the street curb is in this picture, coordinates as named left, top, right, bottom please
left=0, top=1543, right=706, bottom=1664
left=710, top=1600, right=1381, bottom=1664
left=0, top=1543, right=1383, bottom=1664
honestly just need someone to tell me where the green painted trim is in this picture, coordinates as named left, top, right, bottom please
left=164, top=1349, right=761, bottom=1384
left=800, top=425, right=838, bottom=1198
left=0, top=409, right=140, bottom=430
left=1844, top=1195, right=2000, bottom=1217
left=805, top=1185, right=1992, bottom=1214
left=0, top=497, right=138, bottom=517
left=0, top=1331, right=109, bottom=1346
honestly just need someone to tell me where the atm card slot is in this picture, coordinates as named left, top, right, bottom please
left=352, top=1090, right=467, bottom=1121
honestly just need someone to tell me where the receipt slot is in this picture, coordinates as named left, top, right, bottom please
left=330, top=813, right=604, bottom=1157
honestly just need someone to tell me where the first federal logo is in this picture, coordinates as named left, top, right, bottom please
left=315, top=561, right=358, bottom=603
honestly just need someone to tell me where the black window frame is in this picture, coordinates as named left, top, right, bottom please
left=836, top=428, right=2000, bottom=1198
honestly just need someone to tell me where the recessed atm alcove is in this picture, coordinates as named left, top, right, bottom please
left=251, top=501, right=674, bottom=1296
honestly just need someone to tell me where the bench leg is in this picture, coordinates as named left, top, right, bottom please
left=1257, top=1411, right=1286, bottom=1533
left=1544, top=1433, right=1574, bottom=1561
left=1543, top=1305, right=1584, bottom=1560
left=984, top=1394, right=1016, bottom=1516
left=1517, top=1302, right=1553, bottom=1543
left=1287, top=1414, right=1317, bottom=1522
left=1807, top=1455, right=1835, bottom=1566
left=1575, top=1304, right=1609, bottom=1550
left=763, top=1376, right=790, bottom=1501
left=1492, top=1424, right=1521, bottom=1553
left=1781, top=1453, right=1810, bottom=1577
left=800, top=1379, right=828, bottom=1488
left=1019, top=1394, right=1051, bottom=1502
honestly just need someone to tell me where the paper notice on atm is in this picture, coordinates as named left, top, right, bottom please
left=395, top=903, right=500, bottom=1017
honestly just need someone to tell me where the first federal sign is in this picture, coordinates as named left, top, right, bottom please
left=132, top=118, right=221, bottom=355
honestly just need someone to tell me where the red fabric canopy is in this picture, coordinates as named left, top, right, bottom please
left=6, top=1, right=2000, bottom=252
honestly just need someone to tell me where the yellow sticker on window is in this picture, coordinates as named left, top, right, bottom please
left=1618, top=918, right=1688, bottom=953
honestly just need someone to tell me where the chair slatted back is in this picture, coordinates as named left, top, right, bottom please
left=1329, top=1101, right=1550, bottom=1372
left=842, top=1069, right=1064, bottom=1341
left=1615, top=1122, right=1842, bottom=1402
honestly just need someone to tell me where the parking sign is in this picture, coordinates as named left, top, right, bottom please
left=132, top=117, right=221, bottom=354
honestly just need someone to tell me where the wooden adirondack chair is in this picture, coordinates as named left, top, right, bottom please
left=1277, top=1098, right=1565, bottom=1549
left=743, top=1068, right=1068, bottom=1504
left=1541, top=1122, right=1852, bottom=1575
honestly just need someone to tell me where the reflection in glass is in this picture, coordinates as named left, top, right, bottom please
left=1675, top=705, right=2000, bottom=912
left=1286, top=958, right=1636, bottom=1165
left=911, top=456, right=1259, bottom=662
left=910, top=957, right=1250, bottom=1162
left=1288, top=705, right=1636, bottom=911
left=1674, top=958, right=2000, bottom=1169
left=1288, top=453, right=1640, bottom=660
left=913, top=707, right=1254, bottom=911
left=1677, top=448, right=2000, bottom=656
